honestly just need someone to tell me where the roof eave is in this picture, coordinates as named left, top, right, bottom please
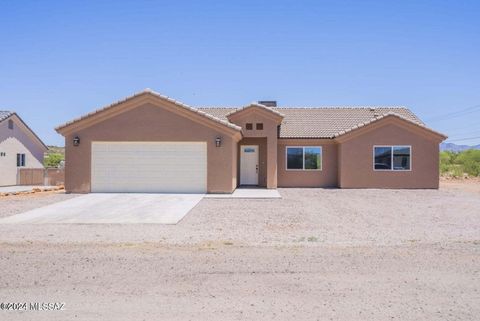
left=333, top=113, right=448, bottom=142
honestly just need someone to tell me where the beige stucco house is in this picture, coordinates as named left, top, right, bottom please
left=0, top=111, right=48, bottom=186
left=56, top=89, right=447, bottom=193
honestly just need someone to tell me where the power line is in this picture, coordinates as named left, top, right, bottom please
left=426, top=104, right=480, bottom=122
left=445, top=135, right=480, bottom=142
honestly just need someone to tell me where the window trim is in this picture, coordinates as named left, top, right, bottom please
left=373, top=145, right=412, bottom=172
left=285, top=146, right=322, bottom=171
left=16, top=153, right=26, bottom=167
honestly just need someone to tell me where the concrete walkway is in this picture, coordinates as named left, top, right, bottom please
left=0, top=193, right=204, bottom=224
left=205, top=188, right=281, bottom=199
left=0, top=185, right=55, bottom=193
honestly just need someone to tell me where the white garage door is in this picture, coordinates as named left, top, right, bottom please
left=91, top=142, right=207, bottom=193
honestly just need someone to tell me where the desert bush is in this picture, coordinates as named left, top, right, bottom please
left=450, top=165, right=465, bottom=178
left=463, top=160, right=480, bottom=176
left=440, top=149, right=480, bottom=177
left=44, top=153, right=64, bottom=168
left=440, top=151, right=453, bottom=175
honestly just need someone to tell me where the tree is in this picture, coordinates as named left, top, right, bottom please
left=44, top=153, right=64, bottom=168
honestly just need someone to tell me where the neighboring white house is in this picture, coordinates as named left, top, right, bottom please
left=0, top=111, right=48, bottom=186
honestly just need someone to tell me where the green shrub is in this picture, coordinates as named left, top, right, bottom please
left=440, top=151, right=453, bottom=165
left=44, top=153, right=64, bottom=168
left=440, top=149, right=480, bottom=177
left=439, top=162, right=450, bottom=175
left=450, top=165, right=464, bottom=178
left=463, top=160, right=480, bottom=176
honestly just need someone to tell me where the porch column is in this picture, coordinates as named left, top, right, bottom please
left=266, top=134, right=278, bottom=188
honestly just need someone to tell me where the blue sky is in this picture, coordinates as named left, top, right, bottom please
left=1, top=0, right=479, bottom=146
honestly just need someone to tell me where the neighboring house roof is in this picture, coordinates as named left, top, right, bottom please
left=197, top=106, right=436, bottom=139
left=55, top=89, right=241, bottom=134
left=0, top=110, right=49, bottom=150
left=0, top=111, right=14, bottom=122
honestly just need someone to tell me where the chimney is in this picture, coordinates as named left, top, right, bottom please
left=258, top=100, right=277, bottom=107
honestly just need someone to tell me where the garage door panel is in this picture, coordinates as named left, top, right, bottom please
left=91, top=142, right=207, bottom=193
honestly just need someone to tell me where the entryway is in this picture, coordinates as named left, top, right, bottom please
left=240, top=145, right=259, bottom=185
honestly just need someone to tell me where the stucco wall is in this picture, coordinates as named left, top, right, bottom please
left=0, top=116, right=44, bottom=186
left=64, top=103, right=237, bottom=193
left=338, top=122, right=440, bottom=189
left=277, top=139, right=338, bottom=187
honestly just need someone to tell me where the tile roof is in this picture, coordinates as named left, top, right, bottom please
left=225, top=103, right=285, bottom=118
left=55, top=89, right=444, bottom=139
left=197, top=106, right=429, bottom=138
left=0, top=111, right=14, bottom=123
left=56, top=89, right=242, bottom=132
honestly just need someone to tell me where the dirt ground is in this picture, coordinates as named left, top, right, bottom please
left=0, top=182, right=479, bottom=320
left=440, top=177, right=480, bottom=194
left=0, top=190, right=79, bottom=219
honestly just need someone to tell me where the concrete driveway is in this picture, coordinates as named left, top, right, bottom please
left=0, top=193, right=204, bottom=224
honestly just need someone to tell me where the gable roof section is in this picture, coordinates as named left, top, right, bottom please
left=55, top=89, right=242, bottom=135
left=225, top=103, right=285, bottom=120
left=332, top=112, right=447, bottom=141
left=0, top=111, right=49, bottom=150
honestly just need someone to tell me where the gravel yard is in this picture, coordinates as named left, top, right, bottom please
left=0, top=191, right=79, bottom=219
left=0, top=185, right=478, bottom=246
left=0, top=183, right=479, bottom=320
left=1, top=242, right=477, bottom=321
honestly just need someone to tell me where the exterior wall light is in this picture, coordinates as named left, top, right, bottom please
left=215, top=136, right=222, bottom=147
left=73, top=136, right=80, bottom=146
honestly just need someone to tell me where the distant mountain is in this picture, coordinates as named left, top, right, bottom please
left=440, top=143, right=480, bottom=152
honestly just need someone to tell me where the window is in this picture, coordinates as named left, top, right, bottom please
left=245, top=123, right=253, bottom=130
left=374, top=147, right=391, bottom=170
left=8, top=119, right=13, bottom=129
left=256, top=123, right=263, bottom=130
left=287, top=147, right=303, bottom=169
left=374, top=146, right=411, bottom=171
left=286, top=146, right=322, bottom=170
left=16, top=153, right=25, bottom=167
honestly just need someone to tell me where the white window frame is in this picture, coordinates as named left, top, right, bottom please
left=16, top=153, right=26, bottom=167
left=373, top=145, right=412, bottom=171
left=286, top=146, right=322, bottom=171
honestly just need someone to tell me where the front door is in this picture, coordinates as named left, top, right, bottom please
left=240, top=145, right=259, bottom=185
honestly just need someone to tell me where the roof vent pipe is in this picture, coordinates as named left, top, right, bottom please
left=258, top=101, right=277, bottom=107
